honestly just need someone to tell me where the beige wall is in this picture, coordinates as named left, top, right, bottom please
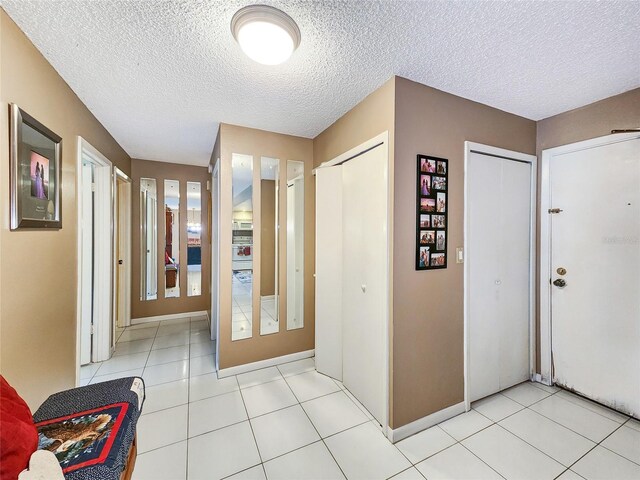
left=393, top=77, right=536, bottom=428
left=537, top=88, right=640, bottom=156
left=260, top=180, right=276, bottom=296
left=313, top=77, right=396, bottom=168
left=0, top=10, right=131, bottom=409
left=131, top=159, right=210, bottom=319
left=533, top=87, right=640, bottom=371
left=217, top=124, right=314, bottom=370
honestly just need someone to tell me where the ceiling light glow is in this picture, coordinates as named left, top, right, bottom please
left=231, top=5, right=300, bottom=65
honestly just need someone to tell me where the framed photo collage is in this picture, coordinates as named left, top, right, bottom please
left=416, top=155, right=448, bottom=270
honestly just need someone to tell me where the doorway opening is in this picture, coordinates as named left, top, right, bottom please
left=464, top=142, right=536, bottom=409
left=76, top=137, right=113, bottom=381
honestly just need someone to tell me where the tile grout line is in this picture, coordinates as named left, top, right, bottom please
left=400, top=407, right=506, bottom=479
left=457, top=440, right=508, bottom=480
left=236, top=372, right=265, bottom=467
left=466, top=386, right=637, bottom=477
left=521, top=395, right=626, bottom=445
left=282, top=375, right=350, bottom=480
left=185, top=316, right=193, bottom=480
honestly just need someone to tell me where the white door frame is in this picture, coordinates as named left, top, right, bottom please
left=315, top=131, right=392, bottom=438
left=539, top=132, right=640, bottom=385
left=76, top=137, right=113, bottom=383
left=463, top=141, right=537, bottom=410
left=114, top=168, right=132, bottom=331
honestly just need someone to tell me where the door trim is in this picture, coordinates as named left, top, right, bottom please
left=539, top=132, right=640, bottom=385
left=114, top=168, right=132, bottom=331
left=463, top=141, right=537, bottom=410
left=75, top=137, right=113, bottom=385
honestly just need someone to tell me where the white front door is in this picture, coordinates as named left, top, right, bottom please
left=468, top=150, right=533, bottom=402
left=342, top=144, right=388, bottom=426
left=550, top=136, right=640, bottom=417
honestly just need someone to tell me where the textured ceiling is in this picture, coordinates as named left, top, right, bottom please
left=3, top=1, right=639, bottom=166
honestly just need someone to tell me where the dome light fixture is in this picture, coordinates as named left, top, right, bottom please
left=231, top=5, right=301, bottom=65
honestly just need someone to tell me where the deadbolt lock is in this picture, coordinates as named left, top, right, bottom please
left=556, top=267, right=567, bottom=276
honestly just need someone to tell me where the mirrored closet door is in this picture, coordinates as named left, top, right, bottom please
left=287, top=160, right=304, bottom=331
left=231, top=154, right=254, bottom=340
left=140, top=178, right=158, bottom=301
left=187, top=181, right=202, bottom=296
left=260, top=157, right=280, bottom=335
left=164, top=179, right=180, bottom=298
left=226, top=153, right=305, bottom=342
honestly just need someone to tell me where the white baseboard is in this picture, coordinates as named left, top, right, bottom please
left=131, top=310, right=209, bottom=325
left=388, top=401, right=466, bottom=443
left=218, top=349, right=315, bottom=378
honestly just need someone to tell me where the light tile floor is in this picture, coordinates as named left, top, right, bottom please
left=81, top=320, right=640, bottom=480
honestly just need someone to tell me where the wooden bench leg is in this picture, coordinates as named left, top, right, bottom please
left=121, top=434, right=137, bottom=480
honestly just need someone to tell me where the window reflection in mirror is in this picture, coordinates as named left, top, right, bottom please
left=286, top=160, right=304, bottom=330
left=165, top=179, right=180, bottom=298
left=187, top=182, right=202, bottom=297
left=140, top=178, right=158, bottom=301
left=232, top=154, right=254, bottom=341
left=260, top=157, right=280, bottom=335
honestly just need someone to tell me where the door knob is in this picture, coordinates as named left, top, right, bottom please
left=553, top=278, right=566, bottom=288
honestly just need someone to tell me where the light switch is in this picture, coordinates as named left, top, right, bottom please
left=456, top=247, right=464, bottom=264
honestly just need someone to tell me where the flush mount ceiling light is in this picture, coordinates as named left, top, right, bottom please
left=231, top=5, right=301, bottom=65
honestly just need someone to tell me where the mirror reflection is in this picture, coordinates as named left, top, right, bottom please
left=286, top=160, right=304, bottom=330
left=165, top=179, right=180, bottom=298
left=260, top=157, right=280, bottom=335
left=232, top=154, right=254, bottom=340
left=140, top=178, right=158, bottom=301
left=187, top=182, right=202, bottom=296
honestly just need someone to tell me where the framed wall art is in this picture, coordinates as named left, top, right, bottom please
left=416, top=154, right=448, bottom=270
left=10, top=103, right=62, bottom=229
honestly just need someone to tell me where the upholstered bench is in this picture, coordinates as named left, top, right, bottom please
left=1, top=376, right=145, bottom=480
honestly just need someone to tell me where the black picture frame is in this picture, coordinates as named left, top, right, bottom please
left=9, top=103, right=62, bottom=229
left=416, top=155, right=448, bottom=270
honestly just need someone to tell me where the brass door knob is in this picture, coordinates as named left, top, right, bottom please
left=553, top=278, right=567, bottom=288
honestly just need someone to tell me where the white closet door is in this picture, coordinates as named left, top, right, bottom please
left=551, top=137, right=640, bottom=417
left=468, top=152, right=531, bottom=402
left=497, top=159, right=531, bottom=388
left=342, top=145, right=388, bottom=425
left=315, top=166, right=343, bottom=380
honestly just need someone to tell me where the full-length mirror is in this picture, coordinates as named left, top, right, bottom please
left=165, top=179, right=180, bottom=298
left=187, top=181, right=202, bottom=296
left=260, top=157, right=280, bottom=335
left=232, top=154, right=254, bottom=340
left=287, top=160, right=304, bottom=330
left=140, top=178, right=158, bottom=301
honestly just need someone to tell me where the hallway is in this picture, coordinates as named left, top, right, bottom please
left=80, top=317, right=639, bottom=480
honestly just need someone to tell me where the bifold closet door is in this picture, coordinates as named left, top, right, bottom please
left=342, top=145, right=387, bottom=425
left=315, top=166, right=343, bottom=381
left=468, top=152, right=531, bottom=402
